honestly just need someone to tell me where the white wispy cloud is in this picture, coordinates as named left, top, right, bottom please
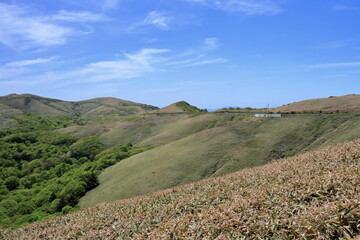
left=0, top=3, right=107, bottom=50
left=143, top=11, right=173, bottom=28
left=50, top=10, right=107, bottom=22
left=129, top=11, right=173, bottom=33
left=186, top=0, right=283, bottom=15
left=0, top=3, right=72, bottom=49
left=168, top=37, right=227, bottom=66
left=192, top=58, right=228, bottom=65
left=5, top=56, right=58, bottom=67
left=167, top=56, right=228, bottom=66
left=203, top=38, right=219, bottom=51
left=0, top=44, right=227, bottom=89
left=0, top=68, right=26, bottom=79
left=3, top=49, right=170, bottom=85
left=0, top=56, right=57, bottom=80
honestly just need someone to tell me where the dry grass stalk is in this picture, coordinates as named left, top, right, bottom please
left=1, top=139, right=359, bottom=239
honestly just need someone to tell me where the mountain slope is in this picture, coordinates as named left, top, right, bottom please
left=79, top=113, right=360, bottom=207
left=0, top=94, right=158, bottom=128
left=2, top=139, right=359, bottom=239
left=274, top=94, right=360, bottom=113
left=154, top=101, right=204, bottom=114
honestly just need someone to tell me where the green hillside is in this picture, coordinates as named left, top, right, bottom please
left=0, top=112, right=152, bottom=228
left=2, top=139, right=359, bottom=239
left=1, top=93, right=360, bottom=230
left=0, top=94, right=158, bottom=129
left=80, top=113, right=360, bottom=207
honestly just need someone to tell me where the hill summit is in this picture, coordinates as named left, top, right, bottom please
left=156, top=101, right=205, bottom=114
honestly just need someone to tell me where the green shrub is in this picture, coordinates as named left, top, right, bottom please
left=16, top=202, right=35, bottom=215
left=70, top=136, right=104, bottom=160
left=61, top=205, right=74, bottom=215
left=4, top=176, right=20, bottom=190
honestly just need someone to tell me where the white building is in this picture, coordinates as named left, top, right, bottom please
left=255, top=114, right=282, bottom=118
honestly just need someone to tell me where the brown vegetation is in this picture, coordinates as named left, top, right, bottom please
left=2, top=139, right=359, bottom=239
left=274, top=94, right=360, bottom=113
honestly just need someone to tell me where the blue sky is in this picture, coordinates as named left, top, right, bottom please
left=0, top=0, right=359, bottom=109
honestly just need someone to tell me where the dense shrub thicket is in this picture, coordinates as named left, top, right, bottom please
left=0, top=112, right=151, bottom=228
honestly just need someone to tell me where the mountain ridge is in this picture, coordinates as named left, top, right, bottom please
left=0, top=94, right=159, bottom=128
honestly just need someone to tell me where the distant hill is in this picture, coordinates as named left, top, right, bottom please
left=0, top=94, right=158, bottom=128
left=274, top=94, right=360, bottom=113
left=154, top=101, right=205, bottom=114
left=2, top=139, right=359, bottom=239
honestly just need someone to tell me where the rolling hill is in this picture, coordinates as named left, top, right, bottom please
left=274, top=94, right=360, bottom=113
left=151, top=101, right=205, bottom=114
left=2, top=139, right=359, bottom=239
left=0, top=94, right=158, bottom=128
left=79, top=113, right=360, bottom=207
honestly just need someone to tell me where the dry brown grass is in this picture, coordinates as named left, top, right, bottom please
left=1, top=140, right=359, bottom=239
left=274, top=94, right=360, bottom=113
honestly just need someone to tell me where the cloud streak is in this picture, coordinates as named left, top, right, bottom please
left=143, top=11, right=172, bottom=28
left=1, top=39, right=227, bottom=89
left=192, top=58, right=228, bottom=65
left=0, top=3, right=72, bottom=49
left=5, top=57, right=58, bottom=68
left=0, top=3, right=107, bottom=50
left=0, top=56, right=57, bottom=80
left=186, top=0, right=283, bottom=15
left=50, top=10, right=107, bottom=22
left=0, top=49, right=170, bottom=87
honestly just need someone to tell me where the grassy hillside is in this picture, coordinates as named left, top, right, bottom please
left=153, top=101, right=205, bottom=114
left=80, top=113, right=360, bottom=207
left=59, top=113, right=219, bottom=148
left=274, top=94, right=360, bottom=113
left=2, top=139, right=359, bottom=239
left=0, top=112, right=151, bottom=228
left=0, top=94, right=158, bottom=128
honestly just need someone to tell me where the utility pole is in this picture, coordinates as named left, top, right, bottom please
left=266, top=104, right=270, bottom=116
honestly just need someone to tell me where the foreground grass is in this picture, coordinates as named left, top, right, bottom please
left=1, top=140, right=359, bottom=239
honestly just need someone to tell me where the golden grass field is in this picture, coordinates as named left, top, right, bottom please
left=2, top=139, right=359, bottom=239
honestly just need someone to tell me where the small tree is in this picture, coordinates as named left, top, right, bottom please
left=4, top=176, right=20, bottom=190
left=69, top=136, right=104, bottom=160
